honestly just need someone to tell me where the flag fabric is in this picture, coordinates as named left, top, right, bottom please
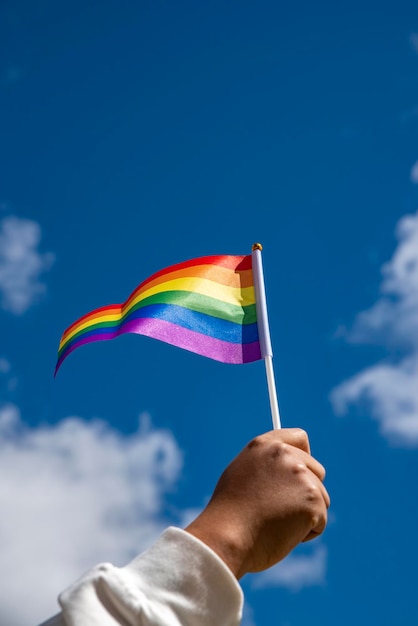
left=55, top=254, right=262, bottom=374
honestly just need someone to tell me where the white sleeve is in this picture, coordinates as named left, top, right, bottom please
left=38, top=527, right=243, bottom=626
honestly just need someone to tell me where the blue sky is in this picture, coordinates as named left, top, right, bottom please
left=1, top=1, right=418, bottom=624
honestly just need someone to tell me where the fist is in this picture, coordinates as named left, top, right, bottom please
left=186, top=429, right=330, bottom=578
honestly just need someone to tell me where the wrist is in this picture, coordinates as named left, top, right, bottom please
left=185, top=508, right=252, bottom=579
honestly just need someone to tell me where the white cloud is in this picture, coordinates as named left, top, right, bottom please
left=330, top=211, right=418, bottom=446
left=0, top=406, right=183, bottom=626
left=411, top=161, right=418, bottom=184
left=331, top=356, right=418, bottom=444
left=0, top=215, right=54, bottom=314
left=252, top=544, right=327, bottom=591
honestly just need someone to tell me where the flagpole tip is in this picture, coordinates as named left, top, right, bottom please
left=252, top=242, right=263, bottom=251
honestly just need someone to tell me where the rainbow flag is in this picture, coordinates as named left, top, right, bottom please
left=55, top=254, right=262, bottom=375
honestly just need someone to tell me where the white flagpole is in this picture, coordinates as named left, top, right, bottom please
left=251, top=243, right=281, bottom=429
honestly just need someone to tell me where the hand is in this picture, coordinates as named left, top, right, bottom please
left=186, top=428, right=330, bottom=579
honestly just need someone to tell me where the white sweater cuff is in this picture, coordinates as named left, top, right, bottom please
left=59, top=526, right=243, bottom=626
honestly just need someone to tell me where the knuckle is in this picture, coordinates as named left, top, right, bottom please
left=270, top=441, right=289, bottom=459
left=291, top=461, right=308, bottom=475
left=306, top=483, right=322, bottom=503
left=313, top=508, right=328, bottom=531
left=308, top=515, right=327, bottom=536
left=300, top=484, right=323, bottom=514
left=247, top=435, right=265, bottom=450
left=303, top=487, right=327, bottom=527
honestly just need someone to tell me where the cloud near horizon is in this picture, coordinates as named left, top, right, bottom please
left=0, top=407, right=183, bottom=626
left=0, top=215, right=54, bottom=314
left=330, top=211, right=418, bottom=446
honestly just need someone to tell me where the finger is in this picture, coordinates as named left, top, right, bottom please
left=316, top=480, right=331, bottom=509
left=307, top=470, right=330, bottom=508
left=303, top=526, right=326, bottom=542
left=263, top=428, right=311, bottom=454
left=299, top=469, right=331, bottom=509
left=304, top=508, right=328, bottom=540
left=282, top=428, right=311, bottom=454
left=303, top=494, right=329, bottom=542
left=294, top=464, right=330, bottom=508
left=293, top=448, right=326, bottom=482
left=306, top=456, right=326, bottom=482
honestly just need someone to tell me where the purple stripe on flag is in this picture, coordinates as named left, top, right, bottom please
left=55, top=317, right=261, bottom=374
